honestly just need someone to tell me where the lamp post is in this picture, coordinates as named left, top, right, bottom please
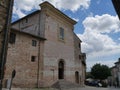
left=0, top=0, right=14, bottom=89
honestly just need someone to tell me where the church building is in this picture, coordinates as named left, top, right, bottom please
left=4, top=2, right=86, bottom=88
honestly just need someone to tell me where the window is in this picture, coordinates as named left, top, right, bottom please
left=25, top=18, right=28, bottom=23
left=9, top=32, right=16, bottom=44
left=31, top=56, right=36, bottom=62
left=22, top=18, right=28, bottom=24
left=79, top=43, right=80, bottom=48
left=79, top=55, right=81, bottom=60
left=32, top=40, right=37, bottom=46
left=59, top=27, right=64, bottom=40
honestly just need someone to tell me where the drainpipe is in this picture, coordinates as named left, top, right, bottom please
left=37, top=11, right=41, bottom=88
left=37, top=40, right=40, bottom=88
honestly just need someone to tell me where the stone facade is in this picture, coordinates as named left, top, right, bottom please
left=114, top=59, right=120, bottom=87
left=4, top=29, right=45, bottom=87
left=0, top=0, right=13, bottom=87
left=73, top=33, right=86, bottom=86
left=0, top=0, right=9, bottom=50
left=4, top=1, right=86, bottom=88
left=108, top=58, right=120, bottom=87
left=0, top=0, right=13, bottom=59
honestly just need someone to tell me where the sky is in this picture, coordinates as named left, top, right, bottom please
left=12, top=0, right=120, bottom=71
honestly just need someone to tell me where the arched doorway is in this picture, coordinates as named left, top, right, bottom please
left=75, top=71, right=79, bottom=84
left=58, top=60, right=64, bottom=79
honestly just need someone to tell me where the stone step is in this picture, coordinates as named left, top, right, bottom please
left=52, top=80, right=81, bottom=89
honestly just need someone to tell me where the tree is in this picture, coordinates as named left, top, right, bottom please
left=86, top=72, right=94, bottom=79
left=91, top=63, right=111, bottom=80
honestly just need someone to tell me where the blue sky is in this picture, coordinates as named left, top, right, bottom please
left=12, top=0, right=120, bottom=71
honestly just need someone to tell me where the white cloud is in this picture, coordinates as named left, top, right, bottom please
left=82, top=14, right=120, bottom=33
left=72, top=18, right=79, bottom=22
left=52, top=0, right=91, bottom=11
left=13, top=6, right=26, bottom=18
left=77, top=14, right=120, bottom=70
left=79, top=14, right=120, bottom=55
left=13, top=0, right=41, bottom=18
left=13, top=0, right=91, bottom=18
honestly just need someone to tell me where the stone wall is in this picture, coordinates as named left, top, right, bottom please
left=0, top=0, right=9, bottom=51
left=73, top=34, right=85, bottom=86
left=0, top=0, right=13, bottom=87
left=0, top=0, right=13, bottom=57
left=41, top=5, right=77, bottom=86
left=4, top=30, right=42, bottom=88
left=12, top=11, right=41, bottom=36
left=4, top=1, right=86, bottom=88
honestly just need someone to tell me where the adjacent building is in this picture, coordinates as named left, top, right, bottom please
left=0, top=0, right=13, bottom=84
left=108, top=58, right=120, bottom=87
left=3, top=2, right=86, bottom=88
left=114, top=59, right=120, bottom=87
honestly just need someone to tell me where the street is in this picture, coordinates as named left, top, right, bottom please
left=2, top=86, right=120, bottom=90
left=80, top=86, right=120, bottom=90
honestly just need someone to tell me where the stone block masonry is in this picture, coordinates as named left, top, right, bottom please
left=0, top=0, right=14, bottom=89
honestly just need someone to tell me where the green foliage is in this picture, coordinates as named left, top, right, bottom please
left=101, top=81, right=108, bottom=87
left=86, top=72, right=94, bottom=79
left=91, top=63, right=111, bottom=80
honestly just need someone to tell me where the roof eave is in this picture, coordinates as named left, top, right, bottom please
left=12, top=10, right=40, bottom=25
left=11, top=28, right=46, bottom=40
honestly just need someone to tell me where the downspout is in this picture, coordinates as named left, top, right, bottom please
left=37, top=12, right=41, bottom=88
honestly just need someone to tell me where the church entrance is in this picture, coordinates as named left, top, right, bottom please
left=75, top=71, right=79, bottom=84
left=58, top=61, right=64, bottom=79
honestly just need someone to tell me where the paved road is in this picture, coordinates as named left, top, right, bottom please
left=80, top=86, right=120, bottom=90
left=2, top=86, right=120, bottom=90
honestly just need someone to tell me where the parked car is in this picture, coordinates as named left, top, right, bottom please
left=89, top=81, right=99, bottom=86
left=86, top=80, right=102, bottom=87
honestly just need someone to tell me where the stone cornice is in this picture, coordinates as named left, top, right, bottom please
left=39, top=1, right=77, bottom=25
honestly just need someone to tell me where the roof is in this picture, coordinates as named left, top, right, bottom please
left=11, top=28, right=46, bottom=40
left=73, top=32, right=82, bottom=42
left=110, top=66, right=116, bottom=69
left=114, top=58, right=120, bottom=64
left=12, top=10, right=40, bottom=25
left=40, top=1, right=77, bottom=25
left=12, top=2, right=77, bottom=25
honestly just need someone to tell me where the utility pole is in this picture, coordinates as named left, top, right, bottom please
left=0, top=0, right=14, bottom=89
